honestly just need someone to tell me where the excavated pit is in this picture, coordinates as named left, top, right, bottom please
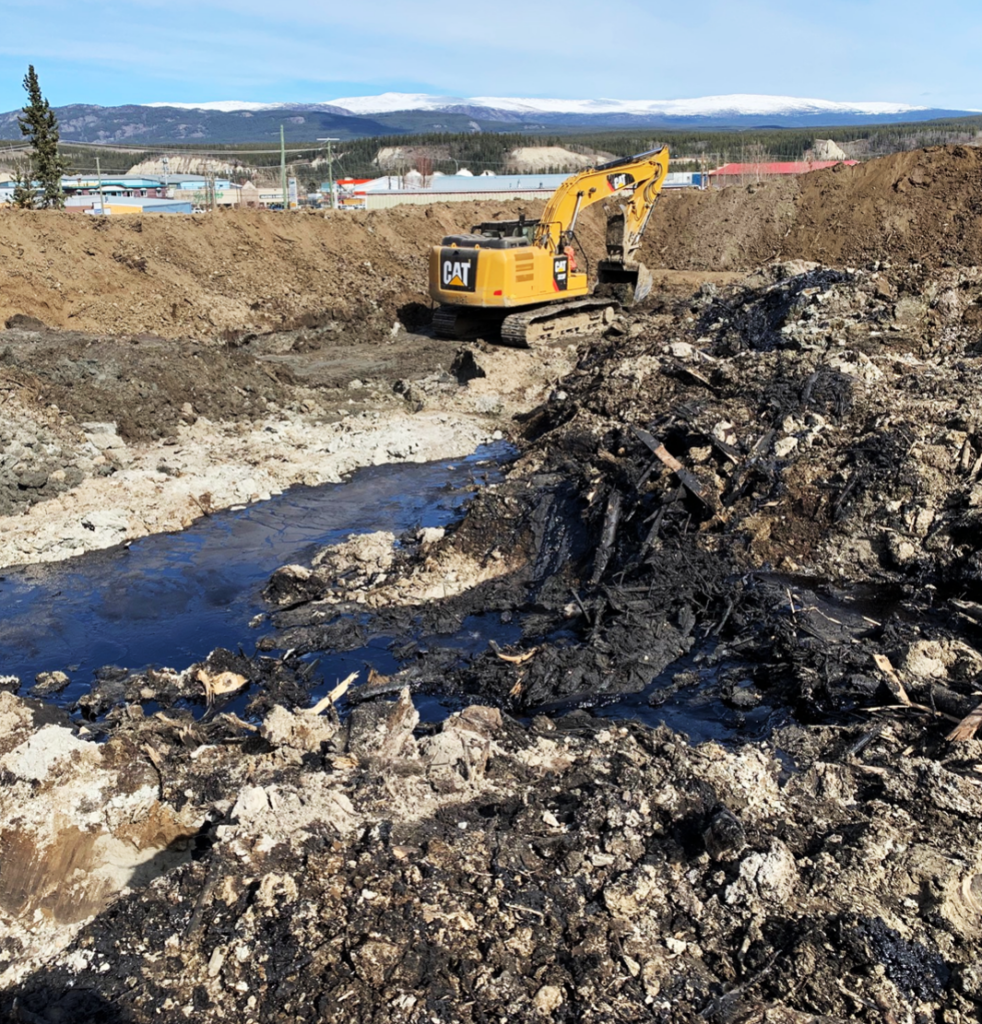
left=5, top=148, right=982, bottom=1023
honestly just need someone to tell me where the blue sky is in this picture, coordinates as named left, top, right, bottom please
left=0, top=0, right=979, bottom=112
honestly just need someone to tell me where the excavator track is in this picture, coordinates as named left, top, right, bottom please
left=499, top=297, right=618, bottom=348
left=432, top=305, right=504, bottom=341
left=432, top=306, right=460, bottom=339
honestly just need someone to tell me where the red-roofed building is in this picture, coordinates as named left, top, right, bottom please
left=709, top=160, right=860, bottom=182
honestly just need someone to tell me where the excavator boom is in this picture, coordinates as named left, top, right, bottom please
left=533, top=147, right=670, bottom=259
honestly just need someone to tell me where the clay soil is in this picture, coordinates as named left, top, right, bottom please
left=4, top=147, right=982, bottom=1023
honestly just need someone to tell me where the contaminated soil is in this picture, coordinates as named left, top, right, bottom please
left=4, top=147, right=982, bottom=1023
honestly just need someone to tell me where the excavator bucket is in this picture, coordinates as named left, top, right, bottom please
left=597, top=259, right=653, bottom=307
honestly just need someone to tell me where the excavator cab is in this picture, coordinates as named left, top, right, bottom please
left=437, top=217, right=537, bottom=250
left=469, top=216, right=537, bottom=244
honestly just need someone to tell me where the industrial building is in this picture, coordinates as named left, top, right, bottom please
left=330, top=169, right=706, bottom=210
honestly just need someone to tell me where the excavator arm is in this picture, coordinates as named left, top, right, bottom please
left=533, top=147, right=669, bottom=255
left=532, top=146, right=669, bottom=304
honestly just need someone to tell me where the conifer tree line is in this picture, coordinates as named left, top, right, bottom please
left=12, top=65, right=69, bottom=209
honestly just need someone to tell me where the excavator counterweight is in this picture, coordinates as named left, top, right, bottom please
left=428, top=147, right=669, bottom=345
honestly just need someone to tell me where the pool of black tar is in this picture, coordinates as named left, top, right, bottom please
left=0, top=443, right=515, bottom=710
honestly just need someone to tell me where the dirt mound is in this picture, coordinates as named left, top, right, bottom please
left=3, top=651, right=981, bottom=1024
left=642, top=145, right=982, bottom=271
left=643, top=177, right=801, bottom=270
left=265, top=260, right=982, bottom=719
left=506, top=145, right=610, bottom=172
left=0, top=201, right=549, bottom=339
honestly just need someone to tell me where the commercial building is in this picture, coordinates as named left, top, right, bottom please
left=64, top=196, right=194, bottom=215
left=0, top=175, right=242, bottom=210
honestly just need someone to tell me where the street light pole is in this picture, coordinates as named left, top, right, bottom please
left=280, top=125, right=288, bottom=208
left=317, top=137, right=339, bottom=209
left=95, top=155, right=108, bottom=216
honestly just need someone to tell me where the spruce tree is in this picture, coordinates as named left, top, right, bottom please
left=17, top=66, right=69, bottom=209
left=10, top=167, right=37, bottom=209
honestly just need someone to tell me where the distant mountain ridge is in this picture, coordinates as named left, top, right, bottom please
left=149, top=92, right=937, bottom=117
left=0, top=93, right=977, bottom=144
left=0, top=104, right=400, bottom=146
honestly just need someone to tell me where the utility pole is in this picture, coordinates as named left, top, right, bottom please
left=317, top=137, right=339, bottom=209
left=95, top=155, right=108, bottom=215
left=280, top=125, right=287, bottom=208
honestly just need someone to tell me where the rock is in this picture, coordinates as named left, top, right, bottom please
left=81, top=422, right=125, bottom=451
left=262, top=564, right=316, bottom=606
left=419, top=705, right=503, bottom=779
left=887, top=533, right=918, bottom=567
left=31, top=671, right=70, bottom=697
left=15, top=469, right=48, bottom=489
left=450, top=347, right=487, bottom=384
left=903, top=640, right=949, bottom=680
left=230, top=784, right=271, bottom=824
left=703, top=806, right=747, bottom=861
left=533, top=985, right=564, bottom=1015
left=4, top=314, right=46, bottom=331
left=668, top=340, right=696, bottom=358
left=80, top=509, right=129, bottom=533
left=1, top=724, right=97, bottom=783
left=774, top=436, right=799, bottom=458
left=0, top=691, right=37, bottom=756
left=308, top=531, right=395, bottom=599
left=261, top=705, right=338, bottom=753
left=895, top=295, right=927, bottom=324
left=417, top=526, right=445, bottom=549
left=730, top=841, right=798, bottom=903
left=343, top=687, right=419, bottom=760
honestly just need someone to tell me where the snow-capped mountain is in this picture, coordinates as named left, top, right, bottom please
left=134, top=92, right=973, bottom=133
left=326, top=93, right=928, bottom=118
left=143, top=100, right=350, bottom=114
left=149, top=92, right=930, bottom=119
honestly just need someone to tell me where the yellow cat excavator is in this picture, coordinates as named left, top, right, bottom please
left=428, top=146, right=669, bottom=346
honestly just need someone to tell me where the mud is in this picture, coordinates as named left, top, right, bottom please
left=4, top=146, right=982, bottom=1023
left=0, top=312, right=583, bottom=565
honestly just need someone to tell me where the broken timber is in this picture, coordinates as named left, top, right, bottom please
left=632, top=426, right=720, bottom=514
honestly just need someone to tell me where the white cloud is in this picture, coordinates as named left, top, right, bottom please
left=0, top=0, right=980, bottom=110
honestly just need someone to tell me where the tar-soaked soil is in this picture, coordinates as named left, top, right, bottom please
left=4, top=147, right=982, bottom=1024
